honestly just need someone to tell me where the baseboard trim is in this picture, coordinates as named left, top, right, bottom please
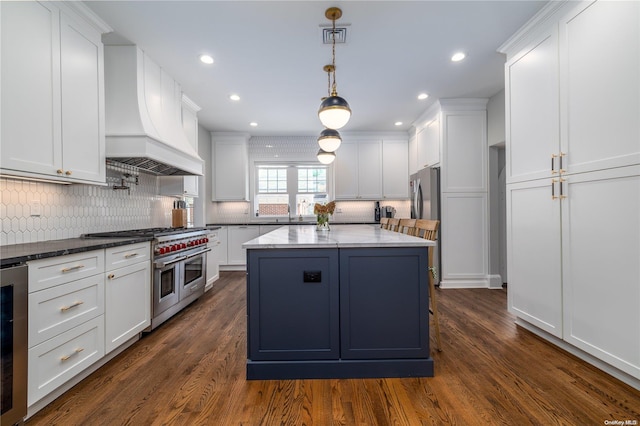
left=488, top=274, right=503, bottom=289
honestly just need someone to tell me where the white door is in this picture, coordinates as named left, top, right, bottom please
left=561, top=166, right=640, bottom=378
left=559, top=0, right=640, bottom=175
left=507, top=178, right=563, bottom=337
left=505, top=26, right=559, bottom=184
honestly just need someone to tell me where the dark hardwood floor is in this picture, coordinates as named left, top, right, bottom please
left=27, top=272, right=640, bottom=425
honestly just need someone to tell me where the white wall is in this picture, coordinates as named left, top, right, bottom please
left=487, top=89, right=506, bottom=147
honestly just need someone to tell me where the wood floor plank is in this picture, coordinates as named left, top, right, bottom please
left=26, top=272, right=640, bottom=425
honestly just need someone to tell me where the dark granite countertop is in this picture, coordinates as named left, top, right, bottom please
left=0, top=236, right=153, bottom=268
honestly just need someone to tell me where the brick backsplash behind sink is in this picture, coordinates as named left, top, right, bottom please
left=0, top=163, right=175, bottom=245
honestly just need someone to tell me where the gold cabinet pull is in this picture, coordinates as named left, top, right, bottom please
left=551, top=178, right=558, bottom=200
left=124, top=253, right=138, bottom=259
left=61, top=265, right=84, bottom=273
left=559, top=177, right=567, bottom=199
left=60, top=347, right=84, bottom=361
left=60, top=301, right=84, bottom=312
left=551, top=154, right=558, bottom=174
left=107, top=274, right=115, bottom=280
left=558, top=152, right=566, bottom=174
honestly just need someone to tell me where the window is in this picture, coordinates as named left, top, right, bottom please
left=254, top=164, right=329, bottom=218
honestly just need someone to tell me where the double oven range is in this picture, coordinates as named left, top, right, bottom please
left=85, top=227, right=210, bottom=330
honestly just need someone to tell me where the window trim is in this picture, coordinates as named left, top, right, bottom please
left=251, top=161, right=333, bottom=220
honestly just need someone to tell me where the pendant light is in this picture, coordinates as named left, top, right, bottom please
left=317, top=128, right=342, bottom=152
left=318, top=7, right=351, bottom=130
left=317, top=149, right=336, bottom=165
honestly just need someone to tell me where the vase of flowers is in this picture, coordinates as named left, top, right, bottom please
left=314, top=201, right=336, bottom=231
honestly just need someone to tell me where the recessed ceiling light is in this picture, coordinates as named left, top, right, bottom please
left=229, top=94, right=240, bottom=101
left=394, top=121, right=403, bottom=126
left=417, top=93, right=429, bottom=100
left=451, top=52, right=466, bottom=62
left=250, top=122, right=258, bottom=127
left=199, top=54, right=214, bottom=65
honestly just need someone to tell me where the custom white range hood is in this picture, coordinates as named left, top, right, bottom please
left=104, top=45, right=203, bottom=176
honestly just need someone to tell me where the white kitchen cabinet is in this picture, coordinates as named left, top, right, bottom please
left=501, top=0, right=640, bottom=381
left=0, top=1, right=108, bottom=184
left=159, top=175, right=198, bottom=197
left=416, top=118, right=440, bottom=170
left=506, top=178, right=563, bottom=338
left=334, top=140, right=382, bottom=200
left=27, top=248, right=106, bottom=406
left=28, top=316, right=105, bottom=406
left=159, top=95, right=200, bottom=197
left=205, top=228, right=222, bottom=290
left=104, top=242, right=150, bottom=354
left=216, top=226, right=229, bottom=266
left=408, top=133, right=418, bottom=175
left=560, top=167, right=640, bottom=378
left=505, top=25, right=560, bottom=184
left=227, top=225, right=259, bottom=265
left=381, top=139, right=409, bottom=199
left=212, top=133, right=250, bottom=201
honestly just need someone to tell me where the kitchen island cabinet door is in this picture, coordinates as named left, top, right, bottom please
left=247, top=249, right=340, bottom=361
left=339, top=247, right=430, bottom=359
left=506, top=178, right=563, bottom=338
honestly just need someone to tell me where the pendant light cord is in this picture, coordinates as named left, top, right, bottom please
left=331, top=16, right=338, bottom=97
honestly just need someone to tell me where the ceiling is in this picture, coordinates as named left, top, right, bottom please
left=85, top=1, right=547, bottom=136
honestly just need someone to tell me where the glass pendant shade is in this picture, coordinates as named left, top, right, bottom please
left=317, top=128, right=342, bottom=152
left=317, top=149, right=336, bottom=164
left=318, top=96, right=351, bottom=130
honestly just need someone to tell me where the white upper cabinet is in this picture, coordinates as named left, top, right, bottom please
left=416, top=118, right=440, bottom=170
left=334, top=139, right=382, bottom=200
left=381, top=139, right=409, bottom=199
left=559, top=0, right=640, bottom=174
left=505, top=0, right=639, bottom=183
left=212, top=133, right=249, bottom=201
left=0, top=1, right=109, bottom=184
left=505, top=26, right=560, bottom=184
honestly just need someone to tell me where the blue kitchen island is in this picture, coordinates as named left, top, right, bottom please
left=242, top=225, right=435, bottom=380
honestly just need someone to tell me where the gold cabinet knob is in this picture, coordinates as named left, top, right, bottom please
left=57, top=169, right=64, bottom=174
left=65, top=170, right=72, bottom=176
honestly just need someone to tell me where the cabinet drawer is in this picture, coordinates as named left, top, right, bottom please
left=29, top=250, right=105, bottom=292
left=29, top=275, right=104, bottom=347
left=105, top=242, right=150, bottom=270
left=28, top=316, right=105, bottom=406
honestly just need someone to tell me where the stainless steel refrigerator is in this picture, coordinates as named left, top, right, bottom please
left=410, top=167, right=441, bottom=285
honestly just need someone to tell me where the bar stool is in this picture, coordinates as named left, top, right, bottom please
left=413, top=219, right=442, bottom=351
left=397, top=218, right=416, bottom=234
left=380, top=217, right=390, bottom=229
left=387, top=218, right=400, bottom=232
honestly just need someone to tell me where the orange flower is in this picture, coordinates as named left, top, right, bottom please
left=314, top=201, right=336, bottom=215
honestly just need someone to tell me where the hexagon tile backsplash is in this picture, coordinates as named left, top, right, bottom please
left=0, top=165, right=174, bottom=246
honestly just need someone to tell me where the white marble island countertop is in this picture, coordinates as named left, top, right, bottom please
left=242, top=224, right=435, bottom=249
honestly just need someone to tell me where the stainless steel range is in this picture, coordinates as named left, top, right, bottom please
left=85, top=228, right=210, bottom=330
